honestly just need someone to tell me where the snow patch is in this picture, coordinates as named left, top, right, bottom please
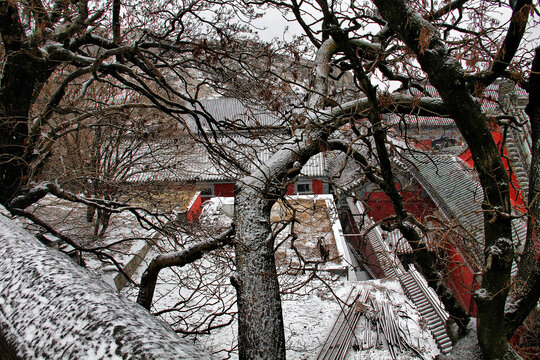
left=0, top=205, right=212, bottom=359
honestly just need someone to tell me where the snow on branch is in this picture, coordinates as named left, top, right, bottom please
left=8, top=182, right=169, bottom=231
left=137, top=227, right=235, bottom=310
left=0, top=206, right=212, bottom=359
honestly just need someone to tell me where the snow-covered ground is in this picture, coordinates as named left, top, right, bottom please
left=120, top=197, right=439, bottom=360
left=18, top=193, right=440, bottom=359
left=22, top=194, right=157, bottom=279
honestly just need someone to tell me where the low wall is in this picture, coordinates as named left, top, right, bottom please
left=108, top=239, right=152, bottom=291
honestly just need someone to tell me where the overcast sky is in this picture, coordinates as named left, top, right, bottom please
left=253, top=8, right=307, bottom=42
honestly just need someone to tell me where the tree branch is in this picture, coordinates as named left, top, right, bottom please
left=505, top=45, right=540, bottom=338
left=475, top=0, right=532, bottom=87
left=9, top=207, right=138, bottom=287
left=136, top=227, right=235, bottom=310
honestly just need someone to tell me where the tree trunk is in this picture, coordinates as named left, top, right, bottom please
left=0, top=52, right=42, bottom=205
left=0, top=3, right=55, bottom=205
left=505, top=46, right=540, bottom=338
left=373, top=1, right=517, bottom=357
left=234, top=184, right=285, bottom=360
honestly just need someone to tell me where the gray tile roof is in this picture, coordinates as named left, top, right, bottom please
left=384, top=113, right=456, bottom=127
left=400, top=153, right=527, bottom=268
left=187, top=98, right=285, bottom=132
left=124, top=138, right=329, bottom=183
left=399, top=81, right=523, bottom=115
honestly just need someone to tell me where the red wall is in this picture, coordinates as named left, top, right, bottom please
left=365, top=188, right=437, bottom=223
left=312, top=180, right=324, bottom=194
left=187, top=193, right=203, bottom=222
left=214, top=183, right=235, bottom=197
left=459, top=127, right=526, bottom=212
left=286, top=184, right=294, bottom=195
left=414, top=139, right=432, bottom=150
left=454, top=126, right=533, bottom=316
left=445, top=242, right=478, bottom=316
left=209, top=180, right=325, bottom=197
left=363, top=186, right=479, bottom=314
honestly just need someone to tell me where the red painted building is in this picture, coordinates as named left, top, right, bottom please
left=201, top=178, right=328, bottom=203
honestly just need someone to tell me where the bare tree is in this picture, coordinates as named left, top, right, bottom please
left=2, top=1, right=540, bottom=359
left=223, top=1, right=538, bottom=358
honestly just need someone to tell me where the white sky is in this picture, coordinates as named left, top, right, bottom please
left=253, top=8, right=308, bottom=42
left=254, top=3, right=539, bottom=50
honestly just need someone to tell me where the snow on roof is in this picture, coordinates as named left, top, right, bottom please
left=0, top=206, right=212, bottom=359
left=125, top=140, right=232, bottom=183
left=259, top=149, right=327, bottom=178
left=384, top=113, right=455, bottom=127
left=187, top=98, right=285, bottom=132
left=400, top=153, right=527, bottom=271
left=393, top=80, right=527, bottom=124
left=125, top=138, right=329, bottom=183
left=348, top=198, right=406, bottom=279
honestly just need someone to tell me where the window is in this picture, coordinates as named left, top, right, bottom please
left=296, top=181, right=312, bottom=194
left=200, top=185, right=214, bottom=196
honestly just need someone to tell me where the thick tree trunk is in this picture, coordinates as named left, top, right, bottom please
left=0, top=57, right=53, bottom=204
left=234, top=184, right=285, bottom=360
left=228, top=38, right=338, bottom=358
left=0, top=53, right=40, bottom=205
left=0, top=209, right=212, bottom=359
left=0, top=3, right=55, bottom=206
left=373, top=1, right=517, bottom=357
left=505, top=46, right=540, bottom=338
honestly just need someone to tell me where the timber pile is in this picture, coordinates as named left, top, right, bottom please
left=316, top=289, right=367, bottom=360
left=316, top=285, right=433, bottom=360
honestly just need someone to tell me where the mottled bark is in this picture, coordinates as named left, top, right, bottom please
left=373, top=1, right=517, bottom=358
left=234, top=186, right=286, bottom=360
left=112, top=0, right=121, bottom=44
left=232, top=130, right=328, bottom=359
left=0, top=208, right=212, bottom=359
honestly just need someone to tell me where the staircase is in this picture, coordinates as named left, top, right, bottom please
left=505, top=126, right=530, bottom=201
left=398, top=268, right=453, bottom=354
left=344, top=197, right=454, bottom=355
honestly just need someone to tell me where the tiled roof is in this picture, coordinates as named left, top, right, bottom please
left=384, top=113, right=455, bottom=127
left=124, top=138, right=329, bottom=183
left=395, top=81, right=526, bottom=120
left=400, top=153, right=527, bottom=267
left=187, top=98, right=284, bottom=132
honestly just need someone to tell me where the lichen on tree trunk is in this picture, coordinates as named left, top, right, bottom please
left=234, top=185, right=285, bottom=360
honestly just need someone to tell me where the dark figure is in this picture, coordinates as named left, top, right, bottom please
left=317, top=237, right=329, bottom=262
